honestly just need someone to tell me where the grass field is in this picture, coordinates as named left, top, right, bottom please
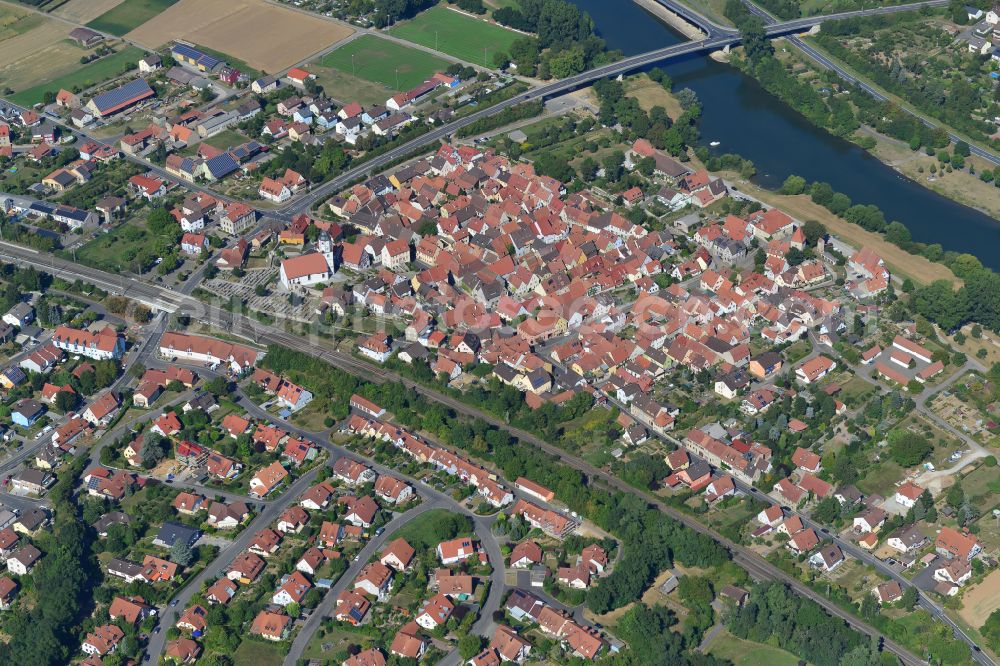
left=304, top=63, right=393, bottom=107
left=87, top=0, right=176, bottom=36
left=391, top=508, right=466, bottom=552
left=232, top=639, right=285, bottom=666
left=624, top=73, right=684, bottom=120
left=10, top=46, right=145, bottom=106
left=704, top=629, right=802, bottom=666
left=319, top=35, right=450, bottom=92
left=727, top=181, right=961, bottom=287
left=202, top=129, right=249, bottom=151
left=389, top=6, right=520, bottom=66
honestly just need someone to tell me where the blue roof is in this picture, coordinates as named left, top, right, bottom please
left=54, top=206, right=88, bottom=222
left=172, top=43, right=223, bottom=70
left=90, top=78, right=154, bottom=114
left=229, top=141, right=261, bottom=161
left=204, top=152, right=239, bottom=179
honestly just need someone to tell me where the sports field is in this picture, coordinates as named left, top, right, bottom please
left=319, top=35, right=450, bottom=92
left=86, top=0, right=177, bottom=36
left=10, top=46, right=145, bottom=106
left=389, top=6, right=521, bottom=66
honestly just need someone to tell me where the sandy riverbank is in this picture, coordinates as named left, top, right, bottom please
left=632, top=0, right=705, bottom=41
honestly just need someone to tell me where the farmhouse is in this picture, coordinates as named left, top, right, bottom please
left=172, top=43, right=225, bottom=73
left=86, top=79, right=155, bottom=118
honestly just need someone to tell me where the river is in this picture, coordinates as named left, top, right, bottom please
left=567, top=0, right=1000, bottom=269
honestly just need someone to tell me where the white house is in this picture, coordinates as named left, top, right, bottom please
left=893, top=482, right=923, bottom=509
left=808, top=544, right=844, bottom=572
left=279, top=253, right=331, bottom=289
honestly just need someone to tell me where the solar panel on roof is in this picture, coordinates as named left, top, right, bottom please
left=172, top=43, right=202, bottom=59
left=206, top=152, right=238, bottom=178
left=90, top=78, right=153, bottom=114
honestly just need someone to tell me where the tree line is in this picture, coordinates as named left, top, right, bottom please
left=263, top=346, right=728, bottom=621
left=491, top=0, right=613, bottom=78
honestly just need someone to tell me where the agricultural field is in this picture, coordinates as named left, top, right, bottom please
left=318, top=35, right=450, bottom=92
left=53, top=0, right=127, bottom=25
left=125, top=0, right=353, bottom=73
left=961, top=569, right=1000, bottom=629
left=0, top=5, right=41, bottom=41
left=86, top=0, right=177, bottom=36
left=0, top=9, right=89, bottom=93
left=10, top=45, right=144, bottom=106
left=389, top=5, right=521, bottom=66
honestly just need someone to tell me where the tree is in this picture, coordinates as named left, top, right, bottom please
left=859, top=591, right=880, bottom=620
left=780, top=174, right=807, bottom=195
left=169, top=540, right=193, bottom=567
left=946, top=481, right=965, bottom=510
left=738, top=14, right=773, bottom=63
left=887, top=430, right=932, bottom=467
left=900, top=584, right=918, bottom=610
left=77, top=370, right=96, bottom=395
left=458, top=634, right=484, bottom=659
left=840, top=639, right=882, bottom=666
left=984, top=608, right=1000, bottom=654
left=146, top=207, right=175, bottom=235
left=54, top=390, right=77, bottom=412
left=601, top=151, right=625, bottom=182
left=675, top=87, right=700, bottom=110
left=812, top=496, right=841, bottom=524
left=205, top=376, right=230, bottom=396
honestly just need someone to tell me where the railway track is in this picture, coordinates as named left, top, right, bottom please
left=0, top=245, right=926, bottom=665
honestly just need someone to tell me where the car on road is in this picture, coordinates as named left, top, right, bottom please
left=170, top=599, right=179, bottom=607
left=375, top=527, right=384, bottom=536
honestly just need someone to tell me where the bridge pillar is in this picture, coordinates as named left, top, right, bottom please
left=722, top=44, right=731, bottom=54
left=808, top=24, right=821, bottom=35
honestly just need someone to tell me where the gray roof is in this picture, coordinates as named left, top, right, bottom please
left=153, top=521, right=200, bottom=548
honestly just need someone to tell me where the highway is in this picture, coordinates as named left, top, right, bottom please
left=0, top=243, right=930, bottom=666
left=0, top=0, right=952, bottom=228
left=736, top=0, right=1000, bottom=167
left=267, top=0, right=950, bottom=220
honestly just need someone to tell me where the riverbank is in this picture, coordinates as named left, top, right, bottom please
left=863, top=129, right=1000, bottom=221
left=718, top=174, right=963, bottom=287
left=729, top=39, right=1000, bottom=227
left=632, top=0, right=706, bottom=41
